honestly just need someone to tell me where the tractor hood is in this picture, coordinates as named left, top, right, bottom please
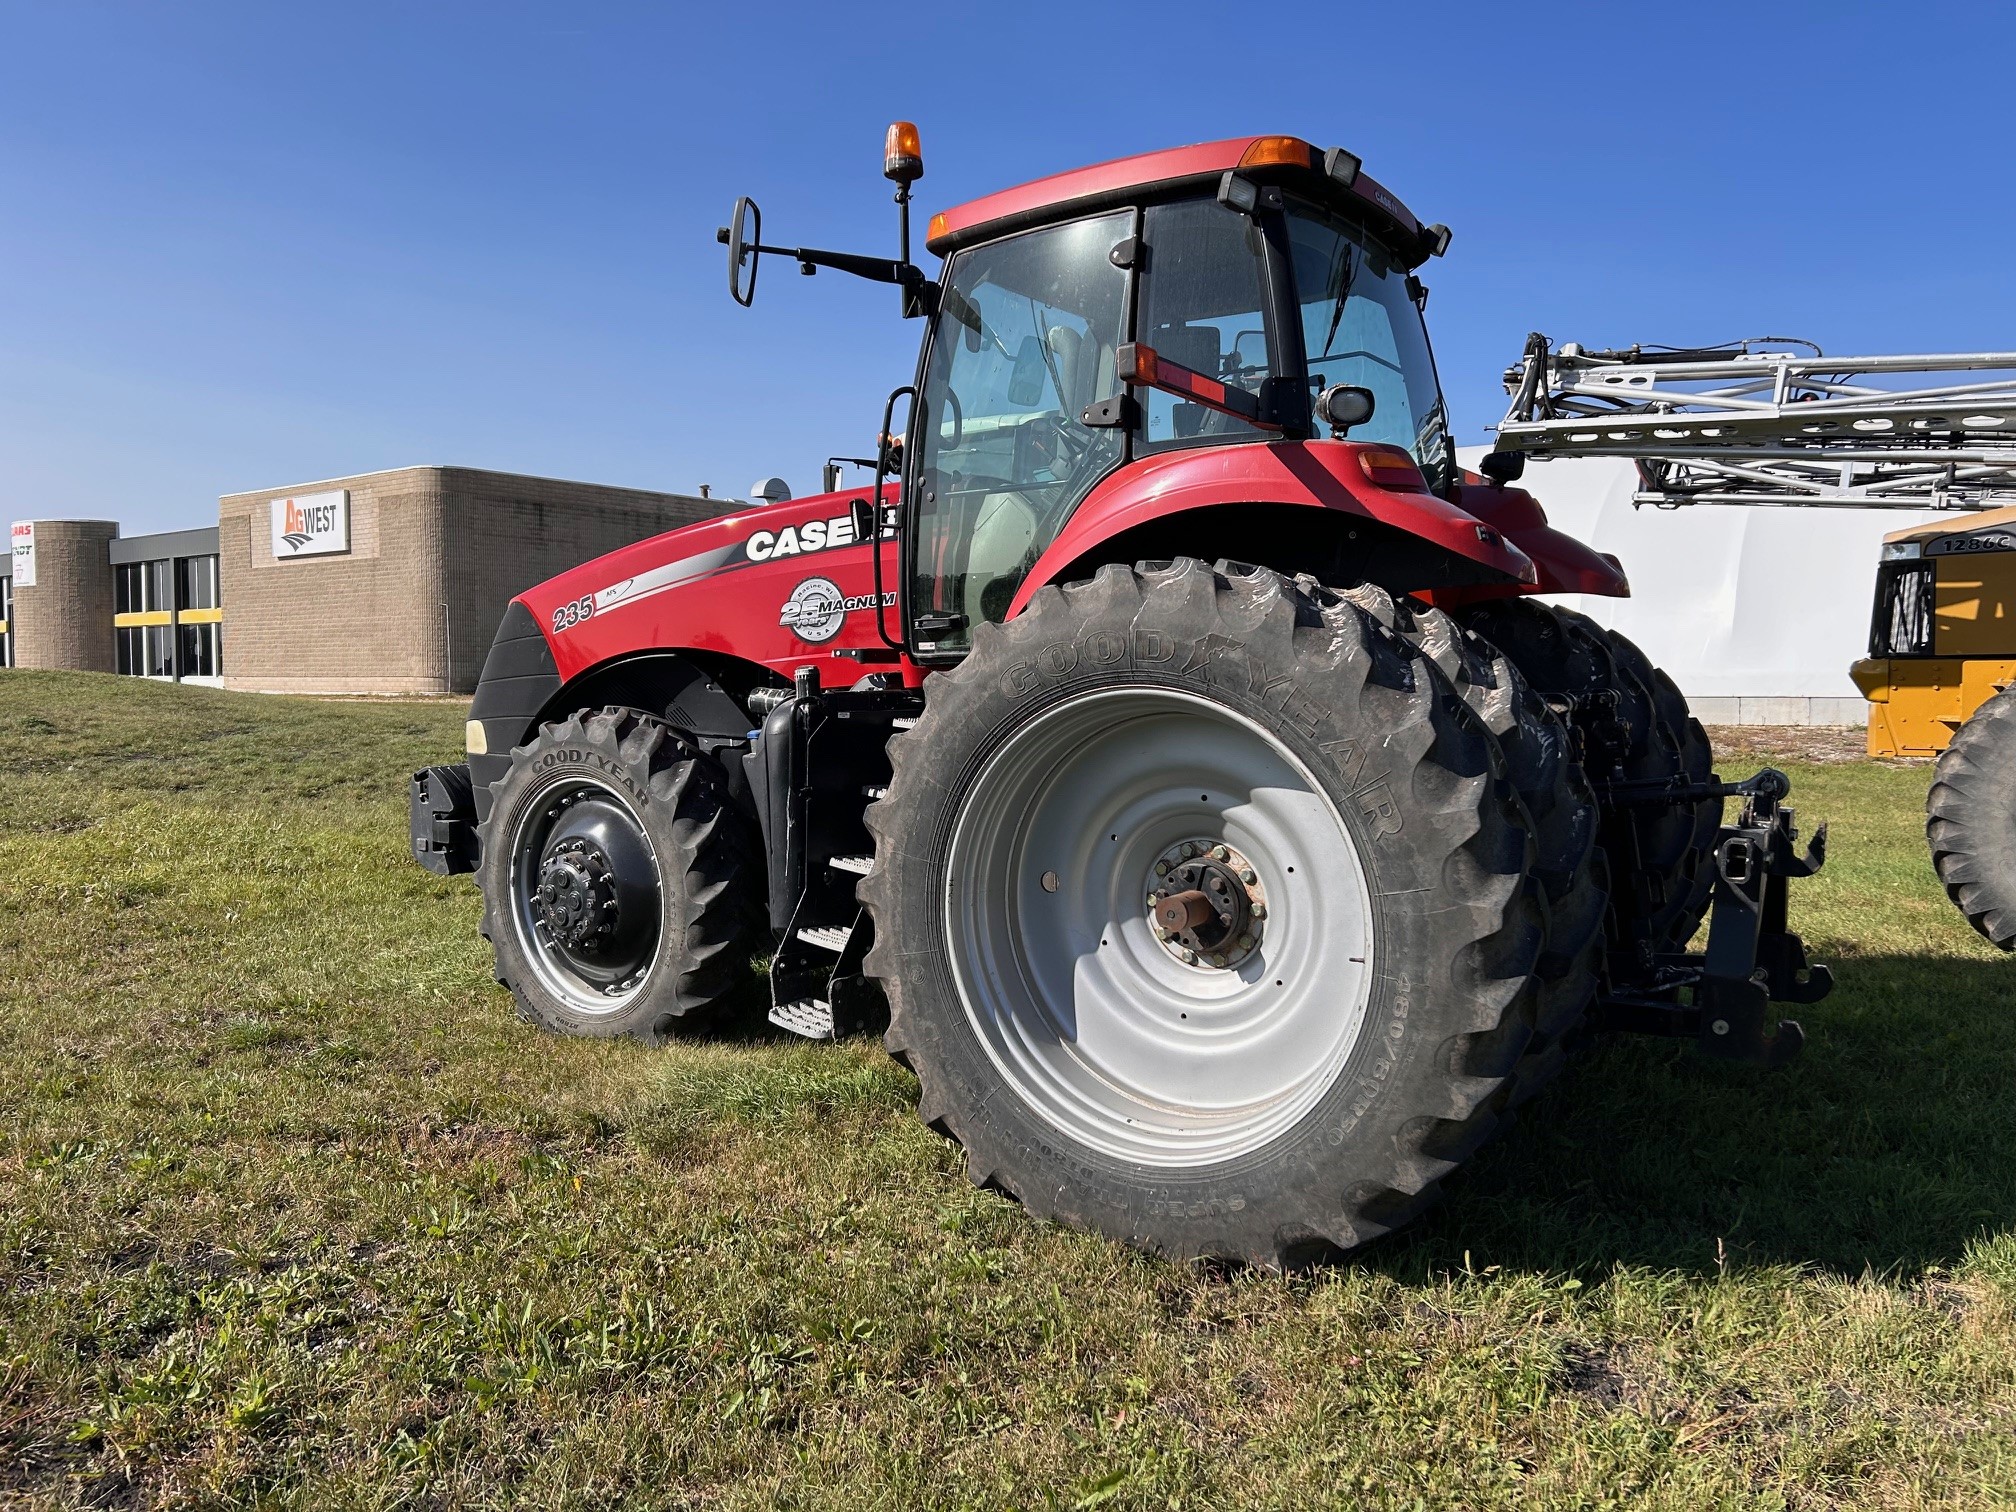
left=510, top=486, right=910, bottom=687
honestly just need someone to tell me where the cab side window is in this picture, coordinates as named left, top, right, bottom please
left=1136, top=199, right=1277, bottom=452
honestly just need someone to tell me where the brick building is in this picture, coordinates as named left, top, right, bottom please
left=3, top=466, right=728, bottom=694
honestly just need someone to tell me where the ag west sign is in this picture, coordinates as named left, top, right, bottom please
left=270, top=491, right=349, bottom=559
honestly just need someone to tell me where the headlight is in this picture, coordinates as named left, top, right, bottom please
left=1880, top=540, right=1923, bottom=562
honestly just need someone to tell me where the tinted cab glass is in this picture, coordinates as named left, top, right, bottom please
left=910, top=210, right=1131, bottom=654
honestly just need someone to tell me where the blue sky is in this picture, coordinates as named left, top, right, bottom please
left=3, top=1, right=2011, bottom=533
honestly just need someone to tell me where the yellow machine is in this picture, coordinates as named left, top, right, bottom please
left=1851, top=505, right=2016, bottom=758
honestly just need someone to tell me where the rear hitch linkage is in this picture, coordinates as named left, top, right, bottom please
left=1594, top=766, right=1831, bottom=1067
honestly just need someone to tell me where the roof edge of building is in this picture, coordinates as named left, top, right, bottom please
left=219, top=464, right=720, bottom=508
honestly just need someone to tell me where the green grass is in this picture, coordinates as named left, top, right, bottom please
left=2, top=670, right=2014, bottom=1508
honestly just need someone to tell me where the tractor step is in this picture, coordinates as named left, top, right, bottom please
left=768, top=997, right=836, bottom=1039
left=796, top=924, right=852, bottom=953
left=829, top=853, right=875, bottom=876
left=892, top=716, right=918, bottom=730
left=862, top=784, right=887, bottom=799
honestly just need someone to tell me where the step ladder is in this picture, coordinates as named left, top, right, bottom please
left=765, top=850, right=877, bottom=1039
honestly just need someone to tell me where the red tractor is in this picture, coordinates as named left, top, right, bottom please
left=411, top=127, right=1829, bottom=1265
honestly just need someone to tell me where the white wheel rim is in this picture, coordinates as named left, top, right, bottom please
left=943, top=687, right=1377, bottom=1167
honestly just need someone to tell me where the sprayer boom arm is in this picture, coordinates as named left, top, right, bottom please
left=1498, top=335, right=2016, bottom=510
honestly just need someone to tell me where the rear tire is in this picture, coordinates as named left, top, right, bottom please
left=1363, top=589, right=1605, bottom=1100
left=1459, top=599, right=1716, bottom=961
left=1928, top=685, right=2016, bottom=949
left=478, top=707, right=761, bottom=1041
left=862, top=560, right=1544, bottom=1265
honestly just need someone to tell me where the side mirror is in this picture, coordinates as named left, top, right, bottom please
left=1479, top=449, right=1526, bottom=485
left=719, top=196, right=761, bottom=307
left=1316, top=384, right=1376, bottom=436
left=1008, top=335, right=1049, bottom=407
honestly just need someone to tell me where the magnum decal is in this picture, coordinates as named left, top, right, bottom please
left=781, top=576, right=895, bottom=643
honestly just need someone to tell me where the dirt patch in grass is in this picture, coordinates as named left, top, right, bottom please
left=1704, top=723, right=1907, bottom=766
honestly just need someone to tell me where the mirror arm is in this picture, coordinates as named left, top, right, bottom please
left=755, top=243, right=927, bottom=291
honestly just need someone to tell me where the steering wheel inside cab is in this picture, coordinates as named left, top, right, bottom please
left=1011, top=411, right=1076, bottom=479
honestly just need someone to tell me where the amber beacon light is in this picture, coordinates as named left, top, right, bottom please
left=884, top=122, right=924, bottom=185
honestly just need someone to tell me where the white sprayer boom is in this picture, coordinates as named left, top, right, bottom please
left=1496, top=336, right=2016, bottom=510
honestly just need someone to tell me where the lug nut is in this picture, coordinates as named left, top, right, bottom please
left=1180, top=948, right=1197, bottom=965
left=1240, top=868, right=1256, bottom=884
left=1155, top=861, right=1168, bottom=876
left=1252, top=903, right=1267, bottom=920
left=1237, top=934, right=1253, bottom=950
left=1212, top=845, right=1229, bottom=860
left=1208, top=953, right=1226, bottom=967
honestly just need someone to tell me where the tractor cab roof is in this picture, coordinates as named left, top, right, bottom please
left=925, top=134, right=1438, bottom=263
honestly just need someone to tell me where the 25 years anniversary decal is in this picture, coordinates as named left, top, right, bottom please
left=781, top=576, right=896, bottom=643
left=550, top=508, right=890, bottom=635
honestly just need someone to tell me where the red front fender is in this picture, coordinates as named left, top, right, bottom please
left=1005, top=440, right=1536, bottom=617
left=1428, top=480, right=1630, bottom=603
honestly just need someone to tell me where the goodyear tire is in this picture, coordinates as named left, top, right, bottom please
left=1459, top=599, right=1714, bottom=958
left=1928, top=685, right=2016, bottom=949
left=861, top=560, right=1544, bottom=1265
left=1364, top=589, right=1605, bottom=1101
left=478, top=707, right=760, bottom=1040
left=1592, top=614, right=1721, bottom=942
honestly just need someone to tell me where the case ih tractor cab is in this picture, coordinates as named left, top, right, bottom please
left=412, top=126, right=1829, bottom=1265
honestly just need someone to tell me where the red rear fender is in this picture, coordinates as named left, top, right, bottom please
left=1430, top=479, right=1629, bottom=603
left=1006, top=441, right=1535, bottom=615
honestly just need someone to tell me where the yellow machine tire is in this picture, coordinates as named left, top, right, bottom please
left=1927, top=684, right=2016, bottom=950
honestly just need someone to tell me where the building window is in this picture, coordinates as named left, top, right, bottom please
left=114, top=558, right=177, bottom=679
left=177, top=554, right=219, bottom=611
left=114, top=547, right=223, bottom=683
left=174, top=554, right=222, bottom=682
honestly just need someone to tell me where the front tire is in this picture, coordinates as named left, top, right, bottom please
left=478, top=707, right=760, bottom=1041
left=861, top=560, right=1544, bottom=1265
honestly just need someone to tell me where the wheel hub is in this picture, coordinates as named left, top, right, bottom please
left=1147, top=838, right=1266, bottom=969
left=535, top=838, right=621, bottom=950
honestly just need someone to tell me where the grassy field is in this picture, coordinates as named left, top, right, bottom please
left=1, top=671, right=2013, bottom=1509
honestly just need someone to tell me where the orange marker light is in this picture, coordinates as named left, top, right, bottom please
left=884, top=121, right=924, bottom=184
left=926, top=211, right=948, bottom=243
left=1357, top=448, right=1430, bottom=493
left=1238, top=135, right=1313, bottom=169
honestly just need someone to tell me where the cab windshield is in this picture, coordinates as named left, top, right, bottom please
left=1285, top=202, right=1454, bottom=492
left=909, top=210, right=1131, bottom=655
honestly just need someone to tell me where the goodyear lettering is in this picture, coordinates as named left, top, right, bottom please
left=1357, top=779, right=1403, bottom=838
left=1133, top=628, right=1174, bottom=664
left=1038, top=643, right=1078, bottom=677
left=1085, top=630, right=1126, bottom=666
left=1321, top=737, right=1369, bottom=788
